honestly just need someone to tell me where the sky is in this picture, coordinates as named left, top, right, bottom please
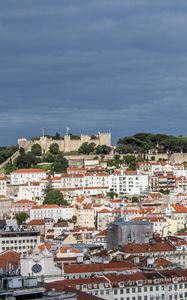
left=1, top=0, right=187, bottom=145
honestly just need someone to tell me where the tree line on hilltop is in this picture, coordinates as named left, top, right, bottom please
left=3, top=132, right=187, bottom=174
left=116, top=133, right=187, bottom=154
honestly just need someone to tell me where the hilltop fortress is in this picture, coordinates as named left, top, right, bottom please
left=18, top=132, right=112, bottom=153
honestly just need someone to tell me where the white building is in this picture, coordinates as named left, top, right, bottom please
left=0, top=177, right=7, bottom=196
left=20, top=245, right=62, bottom=279
left=11, top=168, right=47, bottom=185
left=109, top=171, right=148, bottom=195
left=0, top=228, right=40, bottom=253
left=30, top=205, right=74, bottom=222
left=17, top=182, right=42, bottom=200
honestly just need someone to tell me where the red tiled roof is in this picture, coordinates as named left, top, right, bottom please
left=27, top=219, right=45, bottom=225
left=122, top=242, right=176, bottom=253
left=154, top=257, right=173, bottom=268
left=64, top=261, right=137, bottom=274
left=124, top=171, right=137, bottom=175
left=0, top=250, right=20, bottom=270
left=172, top=204, right=187, bottom=213
left=32, top=204, right=60, bottom=209
left=95, top=229, right=107, bottom=237
left=98, top=208, right=112, bottom=213
left=14, top=199, right=37, bottom=204
left=13, top=168, right=46, bottom=173
left=59, top=246, right=81, bottom=254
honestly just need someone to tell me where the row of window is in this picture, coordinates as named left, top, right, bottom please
left=114, top=283, right=186, bottom=294
left=1, top=239, right=37, bottom=244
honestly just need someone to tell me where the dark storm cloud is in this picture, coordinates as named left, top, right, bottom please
left=0, top=0, right=187, bottom=144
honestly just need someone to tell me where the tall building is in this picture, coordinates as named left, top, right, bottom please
left=107, top=219, right=153, bottom=250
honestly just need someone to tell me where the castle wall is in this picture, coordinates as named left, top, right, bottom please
left=18, top=132, right=112, bottom=154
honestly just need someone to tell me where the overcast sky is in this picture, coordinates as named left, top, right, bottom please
left=1, top=0, right=187, bottom=145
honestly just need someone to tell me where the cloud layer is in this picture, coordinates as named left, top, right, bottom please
left=1, top=0, right=187, bottom=144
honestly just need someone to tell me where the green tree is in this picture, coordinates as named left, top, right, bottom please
left=132, top=196, right=139, bottom=203
left=117, top=132, right=187, bottom=154
left=107, top=191, right=118, bottom=199
left=43, top=183, right=68, bottom=205
left=49, top=143, right=59, bottom=155
left=16, top=152, right=38, bottom=168
left=71, top=215, right=77, bottom=224
left=51, top=152, right=68, bottom=173
left=124, top=155, right=136, bottom=165
left=16, top=212, right=29, bottom=224
left=43, top=152, right=55, bottom=163
left=78, top=142, right=96, bottom=155
left=0, top=145, right=18, bottom=164
left=4, top=162, right=17, bottom=174
left=95, top=145, right=112, bottom=155
left=31, top=144, right=42, bottom=156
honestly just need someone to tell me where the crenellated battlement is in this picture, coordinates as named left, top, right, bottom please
left=18, top=132, right=112, bottom=153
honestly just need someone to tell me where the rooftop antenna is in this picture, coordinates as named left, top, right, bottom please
left=66, top=127, right=71, bottom=136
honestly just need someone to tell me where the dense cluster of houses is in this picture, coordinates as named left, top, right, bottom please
left=1, top=160, right=187, bottom=299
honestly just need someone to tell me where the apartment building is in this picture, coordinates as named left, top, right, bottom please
left=0, top=176, right=7, bottom=196
left=76, top=204, right=95, bottom=228
left=12, top=199, right=37, bottom=214
left=120, top=240, right=187, bottom=268
left=30, top=204, right=74, bottom=222
left=11, top=168, right=47, bottom=185
left=109, top=171, right=148, bottom=195
left=17, top=182, right=42, bottom=200
left=0, top=228, right=40, bottom=253
left=47, top=269, right=187, bottom=300
left=96, top=208, right=120, bottom=231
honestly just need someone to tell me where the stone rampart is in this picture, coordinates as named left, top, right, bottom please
left=18, top=132, right=112, bottom=154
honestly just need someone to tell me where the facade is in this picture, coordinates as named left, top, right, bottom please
left=17, top=182, right=42, bottom=200
left=12, top=199, right=37, bottom=214
left=47, top=269, right=187, bottom=300
left=20, top=245, right=62, bottom=278
left=107, top=219, right=153, bottom=250
left=30, top=204, right=74, bottom=222
left=0, top=198, right=13, bottom=219
left=0, top=176, right=7, bottom=196
left=96, top=209, right=120, bottom=231
left=0, top=228, right=40, bottom=253
left=109, top=171, right=148, bottom=195
left=11, top=168, right=47, bottom=185
left=18, top=132, right=112, bottom=154
left=76, top=204, right=95, bottom=228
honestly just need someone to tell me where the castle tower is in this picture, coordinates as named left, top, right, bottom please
left=98, top=132, right=112, bottom=146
